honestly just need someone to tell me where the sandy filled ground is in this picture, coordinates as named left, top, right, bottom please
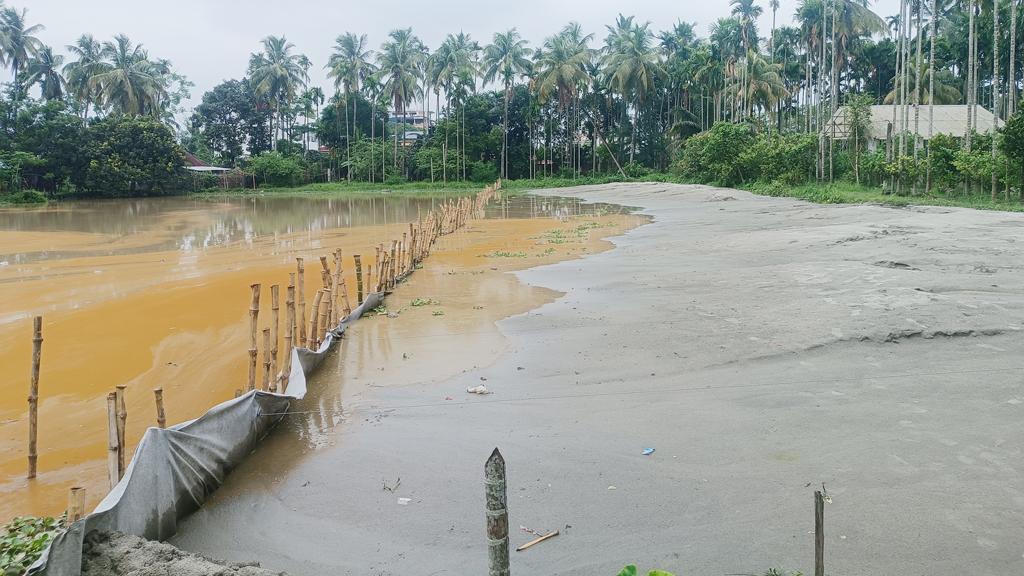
left=170, top=183, right=1024, bottom=576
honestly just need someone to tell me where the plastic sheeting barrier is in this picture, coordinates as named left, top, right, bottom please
left=29, top=292, right=383, bottom=576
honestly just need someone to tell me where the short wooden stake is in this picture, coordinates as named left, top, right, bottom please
left=114, top=385, right=127, bottom=478
left=248, top=283, right=261, bottom=391
left=354, top=255, right=364, bottom=304
left=296, top=258, right=307, bottom=348
left=153, top=388, right=166, bottom=428
left=270, top=285, right=280, bottom=392
left=309, top=289, right=324, bottom=349
left=27, top=316, right=42, bottom=479
left=106, top=392, right=119, bottom=488
left=485, top=448, right=510, bottom=576
left=814, top=490, right=825, bottom=576
left=68, top=486, right=86, bottom=522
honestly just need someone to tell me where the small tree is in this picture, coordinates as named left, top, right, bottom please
left=999, top=103, right=1024, bottom=198
left=845, top=95, right=873, bottom=185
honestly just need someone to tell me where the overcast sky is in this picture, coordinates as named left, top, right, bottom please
left=21, top=0, right=903, bottom=111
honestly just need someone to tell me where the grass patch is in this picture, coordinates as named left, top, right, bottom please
left=410, top=297, right=440, bottom=307
left=745, top=180, right=1024, bottom=213
left=482, top=250, right=527, bottom=258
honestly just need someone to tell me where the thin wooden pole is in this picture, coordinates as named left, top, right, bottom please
left=106, top=392, right=119, bottom=488
left=485, top=448, right=510, bottom=576
left=262, top=328, right=272, bottom=391
left=374, top=246, right=381, bottom=292
left=27, top=315, right=42, bottom=479
left=389, top=241, right=398, bottom=289
left=309, top=289, right=324, bottom=350
left=248, top=283, right=261, bottom=391
left=331, top=250, right=343, bottom=324
left=815, top=490, right=825, bottom=576
left=354, top=255, right=364, bottom=304
left=114, top=385, right=126, bottom=478
left=270, top=285, right=280, bottom=391
left=318, top=289, right=331, bottom=343
left=68, top=486, right=86, bottom=522
left=153, top=388, right=166, bottom=428
left=296, top=258, right=307, bottom=348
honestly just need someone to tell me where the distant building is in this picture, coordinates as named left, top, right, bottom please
left=183, top=152, right=229, bottom=174
left=388, top=111, right=432, bottom=130
left=823, top=105, right=1001, bottom=149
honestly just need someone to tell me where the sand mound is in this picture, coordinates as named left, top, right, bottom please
left=82, top=531, right=285, bottom=576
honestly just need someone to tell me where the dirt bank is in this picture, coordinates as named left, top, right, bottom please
left=171, top=184, right=1024, bottom=576
left=81, top=531, right=284, bottom=576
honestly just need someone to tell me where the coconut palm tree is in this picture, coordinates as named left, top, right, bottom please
left=429, top=31, right=478, bottom=180
left=0, top=6, right=43, bottom=100
left=602, top=18, right=664, bottom=163
left=378, top=28, right=425, bottom=171
left=730, top=0, right=763, bottom=118
left=735, top=51, right=789, bottom=114
left=535, top=23, right=593, bottom=174
left=24, top=45, right=65, bottom=101
left=327, top=32, right=375, bottom=180
left=483, top=29, right=532, bottom=179
left=89, top=35, right=166, bottom=116
left=249, top=35, right=309, bottom=148
left=64, top=34, right=104, bottom=120
left=770, top=0, right=781, bottom=62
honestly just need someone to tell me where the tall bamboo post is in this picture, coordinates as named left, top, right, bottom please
left=485, top=448, right=510, bottom=576
left=318, top=290, right=332, bottom=343
left=309, top=289, right=324, bottom=350
left=281, top=282, right=296, bottom=391
left=27, top=315, right=42, bottom=479
left=337, top=258, right=352, bottom=317
left=67, top=486, right=86, bottom=522
left=247, top=283, right=261, bottom=391
left=354, top=255, right=364, bottom=304
left=262, top=328, right=272, bottom=391
left=114, top=385, right=127, bottom=477
left=270, top=285, right=280, bottom=392
left=401, top=233, right=407, bottom=275
left=374, top=246, right=381, bottom=292
left=389, top=241, right=398, bottom=289
left=296, top=258, right=307, bottom=348
left=153, top=388, right=166, bottom=428
left=106, top=392, right=119, bottom=488
left=331, top=250, right=343, bottom=324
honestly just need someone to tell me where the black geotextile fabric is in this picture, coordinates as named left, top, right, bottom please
left=29, top=291, right=385, bottom=576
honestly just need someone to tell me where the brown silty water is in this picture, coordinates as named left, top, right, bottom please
left=0, top=192, right=647, bottom=522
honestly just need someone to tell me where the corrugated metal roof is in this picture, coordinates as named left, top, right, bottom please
left=824, top=105, right=1001, bottom=140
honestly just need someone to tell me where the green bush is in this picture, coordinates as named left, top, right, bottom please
left=0, top=515, right=64, bottom=576
left=247, top=152, right=304, bottom=187
left=675, top=121, right=754, bottom=186
left=737, top=133, right=817, bottom=185
left=616, top=566, right=673, bottom=576
left=468, top=160, right=498, bottom=183
left=1, top=190, right=47, bottom=204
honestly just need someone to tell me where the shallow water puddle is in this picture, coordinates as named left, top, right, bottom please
left=0, top=193, right=646, bottom=520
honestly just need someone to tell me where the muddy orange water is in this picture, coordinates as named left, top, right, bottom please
left=0, top=192, right=645, bottom=521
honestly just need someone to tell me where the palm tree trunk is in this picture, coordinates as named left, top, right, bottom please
left=1011, top=0, right=1018, bottom=117
left=629, top=101, right=637, bottom=164
left=967, top=0, right=976, bottom=153
left=927, top=0, right=937, bottom=194
left=345, top=94, right=352, bottom=183
left=993, top=0, right=1001, bottom=200
left=502, top=83, right=510, bottom=179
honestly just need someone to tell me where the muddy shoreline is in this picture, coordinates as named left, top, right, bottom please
left=162, top=183, right=1021, bottom=575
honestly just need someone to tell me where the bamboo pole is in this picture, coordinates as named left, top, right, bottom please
left=153, top=388, right=166, bottom=428
left=296, top=258, right=307, bottom=348
left=247, top=283, right=261, bottom=391
left=318, top=289, right=332, bottom=343
left=115, top=385, right=126, bottom=478
left=309, top=289, right=324, bottom=350
left=485, top=448, right=510, bottom=576
left=67, top=486, right=86, bottom=522
left=331, top=250, right=343, bottom=324
left=27, top=315, right=42, bottom=479
left=281, top=281, right=296, bottom=391
left=270, top=285, right=280, bottom=392
left=354, top=255, right=364, bottom=304
left=815, top=490, right=825, bottom=576
left=106, top=392, right=119, bottom=488
left=262, top=328, right=272, bottom=391
left=374, top=246, right=381, bottom=292
left=389, top=241, right=398, bottom=289
left=401, top=233, right=407, bottom=275
left=338, top=258, right=352, bottom=317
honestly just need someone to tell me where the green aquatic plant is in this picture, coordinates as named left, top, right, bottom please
left=0, top=515, right=65, bottom=576
left=616, top=566, right=673, bottom=576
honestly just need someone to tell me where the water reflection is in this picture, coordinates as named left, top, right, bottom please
left=0, top=193, right=633, bottom=264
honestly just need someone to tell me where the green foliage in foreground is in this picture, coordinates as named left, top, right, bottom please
left=745, top=180, right=1024, bottom=212
left=617, top=566, right=674, bottom=576
left=0, top=516, right=64, bottom=576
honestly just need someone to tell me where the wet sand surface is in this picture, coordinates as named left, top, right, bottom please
left=172, top=183, right=1024, bottom=576
left=0, top=194, right=637, bottom=521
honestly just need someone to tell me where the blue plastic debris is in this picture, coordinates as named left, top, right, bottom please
left=642, top=448, right=655, bottom=456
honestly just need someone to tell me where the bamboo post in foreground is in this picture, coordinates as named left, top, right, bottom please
left=67, top=486, right=86, bottom=522
left=153, top=388, right=166, bottom=428
left=262, top=328, right=272, bottom=391
left=374, top=247, right=381, bottom=292
left=281, top=282, right=295, bottom=390
left=247, top=283, right=261, bottom=391
left=389, top=241, right=398, bottom=289
left=318, top=289, right=331, bottom=342
left=270, top=285, right=280, bottom=391
left=354, top=255, right=364, bottom=304
left=309, top=289, right=324, bottom=350
left=114, top=385, right=127, bottom=478
left=485, top=448, right=510, bottom=576
left=814, top=490, right=825, bottom=576
left=27, top=315, right=42, bottom=479
left=106, top=392, right=119, bottom=488
left=296, top=258, right=307, bottom=348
